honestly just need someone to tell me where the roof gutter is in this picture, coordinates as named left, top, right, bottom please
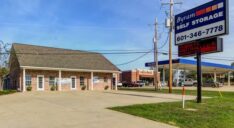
left=20, top=66, right=121, bottom=73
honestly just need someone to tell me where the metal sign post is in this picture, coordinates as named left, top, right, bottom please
left=196, top=51, right=202, bottom=103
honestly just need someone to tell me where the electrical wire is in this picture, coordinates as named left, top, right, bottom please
left=158, top=32, right=169, bottom=49
left=0, top=51, right=154, bottom=55
left=202, top=57, right=234, bottom=62
left=116, top=49, right=154, bottom=66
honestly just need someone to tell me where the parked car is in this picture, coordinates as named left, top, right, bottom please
left=161, top=81, right=167, bottom=87
left=122, top=81, right=142, bottom=87
left=203, top=80, right=223, bottom=88
left=183, top=78, right=197, bottom=86
left=117, top=82, right=123, bottom=87
left=136, top=81, right=145, bottom=87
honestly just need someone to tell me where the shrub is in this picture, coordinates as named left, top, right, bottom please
left=104, top=85, right=109, bottom=90
left=81, top=85, right=86, bottom=90
left=50, top=85, right=56, bottom=91
left=26, top=86, right=32, bottom=91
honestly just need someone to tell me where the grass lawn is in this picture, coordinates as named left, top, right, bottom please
left=109, top=88, right=234, bottom=128
left=0, top=90, right=17, bottom=96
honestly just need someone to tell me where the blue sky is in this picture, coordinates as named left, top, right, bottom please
left=0, top=0, right=234, bottom=70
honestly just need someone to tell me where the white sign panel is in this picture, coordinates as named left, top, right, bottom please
left=175, top=0, right=229, bottom=45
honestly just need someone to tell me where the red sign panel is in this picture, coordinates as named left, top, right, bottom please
left=178, top=38, right=223, bottom=57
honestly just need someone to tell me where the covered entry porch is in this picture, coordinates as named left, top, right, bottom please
left=21, top=66, right=119, bottom=92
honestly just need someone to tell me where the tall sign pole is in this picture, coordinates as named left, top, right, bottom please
left=154, top=18, right=159, bottom=91
left=197, top=51, right=202, bottom=103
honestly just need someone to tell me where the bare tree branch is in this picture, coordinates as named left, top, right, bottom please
left=0, top=41, right=11, bottom=68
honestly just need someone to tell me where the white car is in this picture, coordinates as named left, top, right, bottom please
left=117, top=82, right=123, bottom=87
left=183, top=79, right=197, bottom=86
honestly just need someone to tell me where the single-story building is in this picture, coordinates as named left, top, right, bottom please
left=121, top=69, right=160, bottom=85
left=8, top=43, right=120, bottom=92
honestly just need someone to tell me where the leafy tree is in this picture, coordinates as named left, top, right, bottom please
left=0, top=67, right=9, bottom=77
left=231, top=62, right=234, bottom=82
left=231, top=62, right=234, bottom=66
left=186, top=70, right=197, bottom=80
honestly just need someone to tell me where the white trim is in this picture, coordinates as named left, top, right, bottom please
left=20, top=66, right=120, bottom=73
left=214, top=72, right=217, bottom=82
left=23, top=68, right=26, bottom=92
left=113, top=73, right=118, bottom=91
left=91, top=72, right=94, bottom=90
left=37, top=75, right=44, bottom=91
left=228, top=71, right=231, bottom=86
left=59, top=70, right=62, bottom=91
left=163, top=66, right=165, bottom=86
left=70, top=76, right=77, bottom=90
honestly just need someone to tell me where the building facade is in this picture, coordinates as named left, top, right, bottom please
left=121, top=69, right=160, bottom=85
left=9, top=43, right=120, bottom=92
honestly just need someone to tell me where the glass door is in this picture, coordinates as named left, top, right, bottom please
left=37, top=75, right=44, bottom=91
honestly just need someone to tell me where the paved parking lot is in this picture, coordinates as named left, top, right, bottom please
left=0, top=91, right=196, bottom=128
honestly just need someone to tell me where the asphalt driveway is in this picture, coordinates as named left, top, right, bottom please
left=0, top=91, right=195, bottom=128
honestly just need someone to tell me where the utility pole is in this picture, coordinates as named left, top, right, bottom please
left=153, top=18, right=159, bottom=91
left=168, top=0, right=174, bottom=93
left=161, top=0, right=182, bottom=93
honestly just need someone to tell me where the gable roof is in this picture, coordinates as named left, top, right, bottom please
left=11, top=43, right=120, bottom=72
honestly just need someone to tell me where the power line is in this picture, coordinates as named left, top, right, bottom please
left=158, top=32, right=169, bottom=49
left=116, top=49, right=154, bottom=66
left=0, top=51, right=156, bottom=55
left=202, top=57, right=234, bottom=62
left=86, top=49, right=152, bottom=52
left=204, top=55, right=234, bottom=60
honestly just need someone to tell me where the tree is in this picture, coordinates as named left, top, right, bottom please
left=231, top=62, right=234, bottom=66
left=186, top=70, right=197, bottom=80
left=0, top=40, right=10, bottom=67
left=231, top=62, right=234, bottom=82
left=0, top=67, right=9, bottom=77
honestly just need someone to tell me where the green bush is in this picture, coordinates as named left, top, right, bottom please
left=0, top=90, right=17, bottom=95
left=104, top=85, right=109, bottom=90
left=81, top=85, right=86, bottom=90
left=26, top=86, right=32, bottom=91
left=50, top=85, right=56, bottom=91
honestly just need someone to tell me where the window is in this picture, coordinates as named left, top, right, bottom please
left=49, top=76, right=55, bottom=86
left=25, top=75, right=31, bottom=86
left=104, top=77, right=108, bottom=83
left=93, top=76, right=99, bottom=84
left=80, top=76, right=84, bottom=86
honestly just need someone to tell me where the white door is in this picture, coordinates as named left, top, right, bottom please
left=37, top=75, right=44, bottom=91
left=71, top=76, right=76, bottom=90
